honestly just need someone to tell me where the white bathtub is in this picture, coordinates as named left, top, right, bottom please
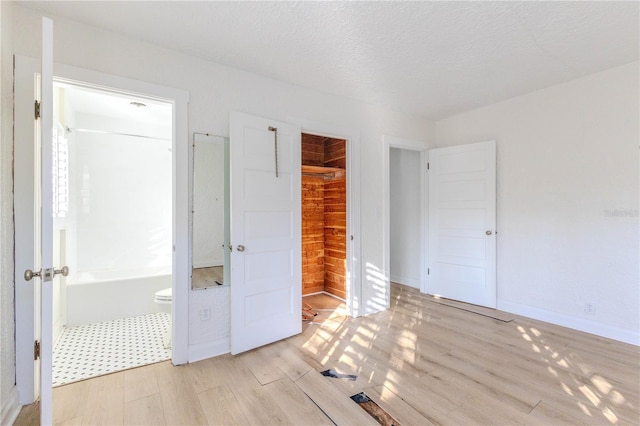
left=66, top=270, right=172, bottom=326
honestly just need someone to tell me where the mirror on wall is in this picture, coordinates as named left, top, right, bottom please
left=192, top=134, right=230, bottom=290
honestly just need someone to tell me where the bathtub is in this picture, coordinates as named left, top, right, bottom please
left=65, top=269, right=172, bottom=326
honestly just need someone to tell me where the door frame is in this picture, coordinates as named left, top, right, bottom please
left=383, top=135, right=430, bottom=295
left=14, top=56, right=190, bottom=403
left=295, top=118, right=362, bottom=317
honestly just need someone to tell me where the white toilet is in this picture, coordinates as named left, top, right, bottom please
left=154, top=287, right=172, bottom=348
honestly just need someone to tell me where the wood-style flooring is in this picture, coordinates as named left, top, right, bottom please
left=18, top=284, right=640, bottom=425
left=192, top=266, right=224, bottom=290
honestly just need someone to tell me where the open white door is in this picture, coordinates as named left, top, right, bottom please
left=428, top=140, right=496, bottom=308
left=39, top=18, right=55, bottom=426
left=14, top=18, right=56, bottom=424
left=229, top=112, right=302, bottom=354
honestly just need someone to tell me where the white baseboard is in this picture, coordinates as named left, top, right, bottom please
left=498, top=300, right=640, bottom=346
left=187, top=337, right=230, bottom=363
left=303, top=291, right=346, bottom=301
left=390, top=274, right=420, bottom=289
left=192, top=262, right=223, bottom=269
left=1, top=387, right=21, bottom=426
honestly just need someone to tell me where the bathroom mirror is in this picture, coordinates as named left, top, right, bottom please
left=192, top=134, right=230, bottom=289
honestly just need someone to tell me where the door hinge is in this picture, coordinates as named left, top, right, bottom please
left=34, top=340, right=40, bottom=360
left=427, top=162, right=430, bottom=170
left=34, top=100, right=41, bottom=120
left=427, top=268, right=430, bottom=275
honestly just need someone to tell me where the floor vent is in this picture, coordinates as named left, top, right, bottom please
left=350, top=392, right=399, bottom=426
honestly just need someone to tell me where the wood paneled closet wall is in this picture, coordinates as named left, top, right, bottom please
left=301, top=134, right=347, bottom=299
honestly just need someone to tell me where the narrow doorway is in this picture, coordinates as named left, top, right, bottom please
left=51, top=82, right=173, bottom=386
left=301, top=133, right=348, bottom=324
left=389, top=147, right=422, bottom=289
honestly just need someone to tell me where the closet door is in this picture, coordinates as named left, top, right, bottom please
left=428, top=140, right=496, bottom=308
left=229, top=112, right=302, bottom=354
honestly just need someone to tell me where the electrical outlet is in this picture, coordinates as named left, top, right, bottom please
left=200, top=306, right=211, bottom=321
left=584, top=303, right=596, bottom=315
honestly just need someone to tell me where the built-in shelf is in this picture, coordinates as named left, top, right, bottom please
left=301, top=165, right=345, bottom=179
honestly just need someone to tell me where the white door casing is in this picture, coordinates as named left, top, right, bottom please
left=14, top=53, right=190, bottom=415
left=383, top=135, right=429, bottom=296
left=230, top=112, right=302, bottom=354
left=294, top=118, right=362, bottom=317
left=428, top=140, right=497, bottom=308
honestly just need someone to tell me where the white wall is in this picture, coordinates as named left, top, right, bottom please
left=389, top=148, right=421, bottom=288
left=67, top=113, right=172, bottom=277
left=435, top=61, right=640, bottom=344
left=0, top=1, right=20, bottom=424
left=9, top=6, right=434, bottom=359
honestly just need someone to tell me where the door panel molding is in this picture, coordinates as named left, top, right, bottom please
left=428, top=140, right=497, bottom=308
left=230, top=111, right=302, bottom=354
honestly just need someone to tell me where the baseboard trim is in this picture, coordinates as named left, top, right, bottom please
left=192, top=262, right=223, bottom=269
left=498, top=300, right=639, bottom=346
left=187, top=337, right=230, bottom=363
left=303, top=291, right=346, bottom=302
left=390, top=275, right=420, bottom=289
left=1, top=387, right=21, bottom=426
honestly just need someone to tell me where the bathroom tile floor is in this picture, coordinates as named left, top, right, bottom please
left=52, top=312, right=171, bottom=387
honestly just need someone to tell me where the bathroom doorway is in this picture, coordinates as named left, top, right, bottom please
left=50, top=82, right=174, bottom=386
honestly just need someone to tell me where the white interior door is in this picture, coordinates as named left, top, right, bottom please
left=428, top=140, right=496, bottom=308
left=230, top=112, right=302, bottom=355
left=39, top=18, right=55, bottom=426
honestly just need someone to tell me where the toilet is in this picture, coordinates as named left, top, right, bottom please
left=154, top=287, right=172, bottom=348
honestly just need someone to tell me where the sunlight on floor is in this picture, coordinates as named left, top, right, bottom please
left=516, top=324, right=632, bottom=425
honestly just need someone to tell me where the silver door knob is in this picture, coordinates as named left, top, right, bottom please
left=24, top=269, right=41, bottom=281
left=25, top=266, right=69, bottom=281
left=485, top=230, right=492, bottom=235
left=237, top=245, right=245, bottom=252
left=54, top=266, right=70, bottom=277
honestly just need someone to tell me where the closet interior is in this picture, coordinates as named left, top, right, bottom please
left=301, top=133, right=347, bottom=300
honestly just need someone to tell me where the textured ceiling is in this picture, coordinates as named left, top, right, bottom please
left=20, top=1, right=640, bottom=120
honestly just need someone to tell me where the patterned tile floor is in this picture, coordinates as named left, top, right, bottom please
left=52, top=313, right=171, bottom=387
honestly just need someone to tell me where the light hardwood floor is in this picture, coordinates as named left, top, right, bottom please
left=19, top=284, right=640, bottom=425
left=192, top=266, right=224, bottom=289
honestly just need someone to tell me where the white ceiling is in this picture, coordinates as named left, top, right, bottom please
left=22, top=1, right=640, bottom=120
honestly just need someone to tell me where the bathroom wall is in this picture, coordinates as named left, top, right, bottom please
left=51, top=88, right=173, bottom=328
left=65, top=112, right=172, bottom=278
